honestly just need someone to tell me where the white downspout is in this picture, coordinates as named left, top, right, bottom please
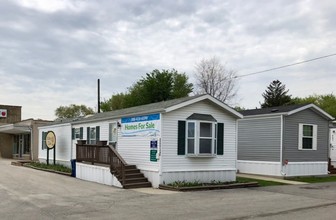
left=236, top=120, right=239, bottom=174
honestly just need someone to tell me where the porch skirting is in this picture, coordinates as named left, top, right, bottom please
left=237, top=160, right=328, bottom=177
left=76, top=163, right=122, bottom=188
left=161, top=169, right=236, bottom=185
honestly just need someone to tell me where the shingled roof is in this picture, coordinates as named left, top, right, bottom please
left=240, top=104, right=334, bottom=120
left=47, top=94, right=243, bottom=126
left=240, top=104, right=307, bottom=116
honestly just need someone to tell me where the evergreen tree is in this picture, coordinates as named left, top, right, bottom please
left=261, top=80, right=292, bottom=108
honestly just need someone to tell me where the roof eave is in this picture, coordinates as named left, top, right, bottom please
left=287, top=104, right=334, bottom=120
left=165, top=94, right=243, bottom=119
left=241, top=112, right=285, bottom=119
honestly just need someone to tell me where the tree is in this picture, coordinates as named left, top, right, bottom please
left=100, top=69, right=193, bottom=111
left=260, top=80, right=292, bottom=108
left=292, top=94, right=336, bottom=118
left=55, top=104, right=94, bottom=119
left=194, top=56, right=238, bottom=103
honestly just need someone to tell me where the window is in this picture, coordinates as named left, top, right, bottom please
left=72, top=127, right=83, bottom=140
left=87, top=126, right=100, bottom=144
left=90, top=127, right=96, bottom=144
left=42, top=131, right=47, bottom=150
left=186, top=121, right=217, bottom=156
left=298, top=124, right=317, bottom=150
left=109, top=122, right=118, bottom=146
left=177, top=114, right=224, bottom=156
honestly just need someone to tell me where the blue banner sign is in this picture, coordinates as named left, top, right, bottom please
left=121, top=113, right=161, bottom=137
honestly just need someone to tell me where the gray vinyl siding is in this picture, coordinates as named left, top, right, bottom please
left=238, top=116, right=281, bottom=162
left=283, top=109, right=329, bottom=162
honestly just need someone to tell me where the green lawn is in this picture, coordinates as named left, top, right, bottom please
left=236, top=177, right=287, bottom=187
left=286, top=176, right=336, bottom=183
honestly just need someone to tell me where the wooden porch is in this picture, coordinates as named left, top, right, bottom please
left=76, top=141, right=151, bottom=188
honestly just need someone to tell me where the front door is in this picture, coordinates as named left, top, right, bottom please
left=13, top=134, right=31, bottom=159
left=109, top=122, right=118, bottom=149
left=331, top=129, right=336, bottom=161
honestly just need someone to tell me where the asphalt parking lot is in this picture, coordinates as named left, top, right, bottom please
left=1, top=159, right=336, bottom=220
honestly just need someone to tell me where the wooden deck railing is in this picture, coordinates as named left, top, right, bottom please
left=76, top=142, right=127, bottom=185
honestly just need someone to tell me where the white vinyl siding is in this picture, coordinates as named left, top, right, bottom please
left=38, top=123, right=72, bottom=166
left=161, top=100, right=237, bottom=172
left=298, top=123, right=317, bottom=150
left=73, top=119, right=160, bottom=172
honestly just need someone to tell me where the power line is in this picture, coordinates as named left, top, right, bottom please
left=234, top=53, right=336, bottom=79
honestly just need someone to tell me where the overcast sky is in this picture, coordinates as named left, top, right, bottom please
left=1, top=0, right=335, bottom=120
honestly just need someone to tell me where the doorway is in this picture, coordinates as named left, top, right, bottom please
left=13, top=134, right=31, bottom=159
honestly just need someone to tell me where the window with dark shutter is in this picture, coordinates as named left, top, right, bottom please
left=178, top=113, right=222, bottom=157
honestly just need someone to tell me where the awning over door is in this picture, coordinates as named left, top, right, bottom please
left=0, top=124, right=30, bottom=134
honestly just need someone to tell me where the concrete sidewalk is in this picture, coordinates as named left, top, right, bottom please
left=237, top=173, right=308, bottom=185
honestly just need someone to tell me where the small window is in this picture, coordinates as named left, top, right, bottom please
left=298, top=124, right=317, bottom=150
left=187, top=122, right=195, bottom=154
left=75, top=128, right=81, bottom=139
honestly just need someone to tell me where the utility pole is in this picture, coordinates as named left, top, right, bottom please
left=97, top=79, right=101, bottom=113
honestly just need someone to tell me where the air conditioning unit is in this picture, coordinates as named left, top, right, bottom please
left=0, top=109, right=7, bottom=118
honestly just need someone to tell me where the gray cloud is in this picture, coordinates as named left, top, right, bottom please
left=0, top=0, right=335, bottom=119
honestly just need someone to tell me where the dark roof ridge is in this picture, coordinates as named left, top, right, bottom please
left=240, top=103, right=311, bottom=116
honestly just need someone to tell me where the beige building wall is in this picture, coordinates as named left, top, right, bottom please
left=0, top=105, right=22, bottom=158
left=0, top=134, right=13, bottom=158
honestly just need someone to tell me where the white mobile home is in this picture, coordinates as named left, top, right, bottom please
left=38, top=95, right=243, bottom=188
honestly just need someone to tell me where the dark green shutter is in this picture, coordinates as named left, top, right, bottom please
left=217, top=123, right=224, bottom=155
left=96, top=126, right=100, bottom=141
left=71, top=128, right=75, bottom=140
left=87, top=127, right=90, bottom=143
left=177, top=121, right=186, bottom=155
left=79, top=127, right=83, bottom=139
left=42, top=131, right=46, bottom=149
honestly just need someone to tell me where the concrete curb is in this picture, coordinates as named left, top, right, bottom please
left=159, top=182, right=259, bottom=191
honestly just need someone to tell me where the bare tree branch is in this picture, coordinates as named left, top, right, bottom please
left=194, top=56, right=238, bottom=104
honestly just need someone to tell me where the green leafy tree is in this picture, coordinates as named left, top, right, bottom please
left=261, top=80, right=292, bottom=108
left=292, top=94, right=336, bottom=118
left=101, top=69, right=193, bottom=111
left=55, top=104, right=94, bottom=119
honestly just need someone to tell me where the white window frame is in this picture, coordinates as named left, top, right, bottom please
left=298, top=123, right=317, bottom=150
left=186, top=120, right=217, bottom=156
left=74, top=128, right=81, bottom=139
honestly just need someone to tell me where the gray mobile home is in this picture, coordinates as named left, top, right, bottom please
left=237, top=104, right=334, bottom=177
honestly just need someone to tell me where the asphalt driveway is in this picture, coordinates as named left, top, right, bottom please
left=1, top=159, right=336, bottom=220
